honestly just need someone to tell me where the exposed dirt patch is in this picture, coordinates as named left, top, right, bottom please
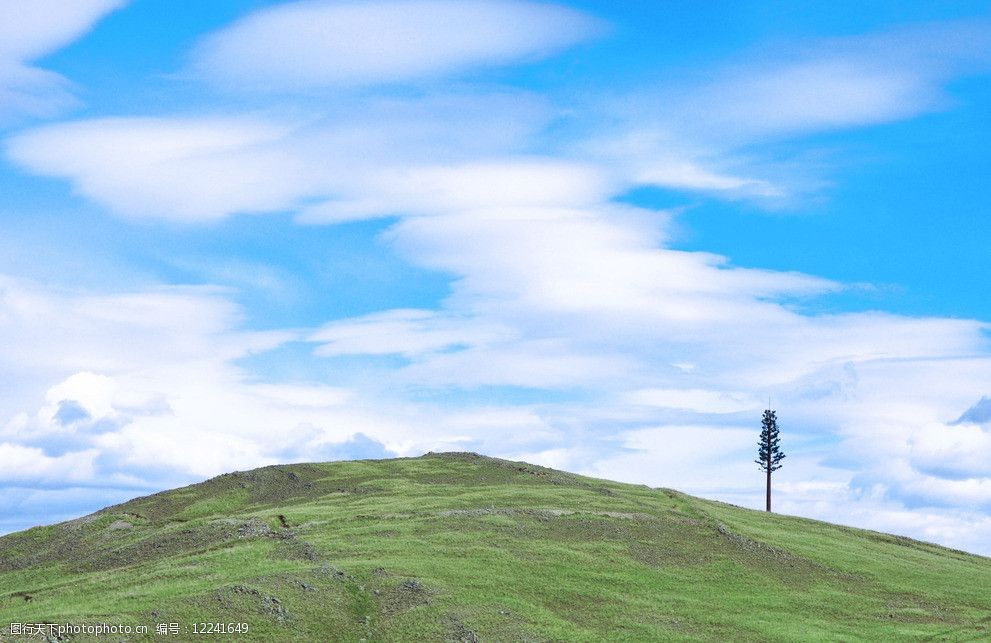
left=378, top=577, right=432, bottom=616
left=443, top=615, right=480, bottom=643
left=315, top=563, right=350, bottom=582
left=214, top=584, right=291, bottom=624
left=106, top=520, right=134, bottom=531
left=237, top=517, right=274, bottom=538
left=271, top=530, right=321, bottom=562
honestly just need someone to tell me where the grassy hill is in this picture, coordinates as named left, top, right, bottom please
left=0, top=452, right=988, bottom=641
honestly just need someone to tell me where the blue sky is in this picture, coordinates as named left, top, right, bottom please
left=1, top=1, right=990, bottom=555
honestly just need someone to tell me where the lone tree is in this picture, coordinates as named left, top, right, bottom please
left=755, top=408, right=785, bottom=512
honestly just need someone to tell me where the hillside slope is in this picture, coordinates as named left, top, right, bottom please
left=0, top=452, right=988, bottom=641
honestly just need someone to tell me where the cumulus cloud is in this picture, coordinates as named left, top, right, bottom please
left=189, top=0, right=603, bottom=89
left=910, top=423, right=991, bottom=483
left=0, top=442, right=98, bottom=485
left=278, top=429, right=395, bottom=462
left=780, top=357, right=991, bottom=526
left=0, top=273, right=570, bottom=532
left=0, top=274, right=291, bottom=485
left=0, top=0, right=125, bottom=122
left=53, top=400, right=91, bottom=426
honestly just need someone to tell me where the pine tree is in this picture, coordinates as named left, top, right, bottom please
left=755, top=409, right=785, bottom=512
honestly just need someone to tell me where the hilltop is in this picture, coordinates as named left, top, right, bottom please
left=0, top=452, right=988, bottom=641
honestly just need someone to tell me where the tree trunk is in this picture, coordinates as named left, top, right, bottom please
left=765, top=468, right=771, bottom=512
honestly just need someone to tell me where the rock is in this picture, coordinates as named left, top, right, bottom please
left=262, top=595, right=290, bottom=623
left=106, top=520, right=133, bottom=531
left=318, top=564, right=348, bottom=581
left=451, top=620, right=480, bottom=642
left=237, top=518, right=273, bottom=539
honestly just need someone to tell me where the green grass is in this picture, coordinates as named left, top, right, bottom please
left=0, top=452, right=988, bottom=641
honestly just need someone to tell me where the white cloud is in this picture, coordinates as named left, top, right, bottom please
left=778, top=487, right=991, bottom=556
left=0, top=286, right=295, bottom=485
left=44, top=372, right=119, bottom=419
left=584, top=129, right=785, bottom=199
left=0, top=272, right=292, bottom=455
left=3, top=254, right=991, bottom=553
left=624, top=389, right=760, bottom=414
left=577, top=423, right=784, bottom=505
left=0, top=1, right=124, bottom=61
left=189, top=0, right=603, bottom=90
left=250, top=383, right=353, bottom=409
left=297, top=158, right=615, bottom=224
left=16, top=19, right=990, bottom=222
left=0, top=274, right=567, bottom=527
left=691, top=60, right=938, bottom=138
left=0, top=275, right=286, bottom=377
left=677, top=19, right=991, bottom=141
left=401, top=340, right=636, bottom=389
left=911, top=423, right=991, bottom=480
left=6, top=116, right=318, bottom=222
left=311, top=309, right=513, bottom=357
left=0, top=0, right=125, bottom=122
left=953, top=396, right=991, bottom=425
left=587, top=19, right=991, bottom=203
left=391, top=207, right=828, bottom=308
left=634, top=158, right=783, bottom=198
left=0, top=442, right=98, bottom=485
left=6, top=93, right=553, bottom=222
